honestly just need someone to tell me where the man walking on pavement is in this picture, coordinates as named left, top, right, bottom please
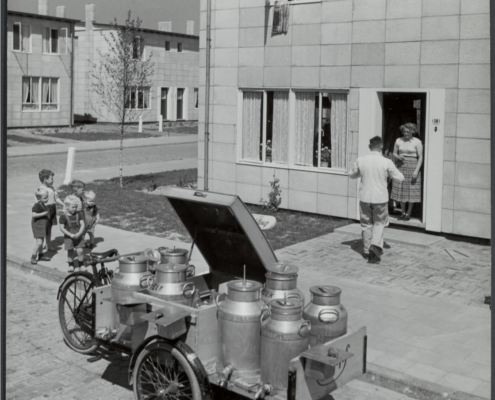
left=349, top=136, right=404, bottom=263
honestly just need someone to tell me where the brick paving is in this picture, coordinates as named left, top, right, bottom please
left=6, top=265, right=415, bottom=400
left=276, top=231, right=490, bottom=308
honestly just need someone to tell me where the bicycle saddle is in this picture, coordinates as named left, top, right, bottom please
left=90, top=249, right=119, bottom=259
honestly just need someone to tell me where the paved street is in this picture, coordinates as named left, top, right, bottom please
left=6, top=265, right=412, bottom=400
left=7, top=142, right=197, bottom=178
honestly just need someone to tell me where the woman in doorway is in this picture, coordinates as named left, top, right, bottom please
left=391, top=123, right=423, bottom=221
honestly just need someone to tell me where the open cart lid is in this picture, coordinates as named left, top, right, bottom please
left=162, top=187, right=278, bottom=283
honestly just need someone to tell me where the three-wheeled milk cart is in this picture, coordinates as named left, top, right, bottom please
left=57, top=188, right=367, bottom=399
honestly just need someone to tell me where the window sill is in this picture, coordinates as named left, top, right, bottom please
left=268, top=0, right=321, bottom=5
left=237, top=160, right=347, bottom=175
left=12, top=50, right=32, bottom=54
left=42, top=52, right=66, bottom=56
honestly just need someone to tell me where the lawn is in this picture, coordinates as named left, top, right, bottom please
left=26, top=122, right=198, bottom=142
left=57, top=169, right=352, bottom=251
left=7, top=134, right=60, bottom=145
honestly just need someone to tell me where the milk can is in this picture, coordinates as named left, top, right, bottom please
left=217, top=280, right=264, bottom=379
left=262, top=262, right=305, bottom=306
left=111, top=255, right=153, bottom=302
left=158, top=247, right=189, bottom=265
left=260, top=298, right=310, bottom=390
left=303, top=286, right=348, bottom=347
left=146, top=263, right=196, bottom=306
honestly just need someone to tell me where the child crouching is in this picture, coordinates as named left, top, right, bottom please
left=60, top=195, right=86, bottom=271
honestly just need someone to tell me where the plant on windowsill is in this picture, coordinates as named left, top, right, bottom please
left=261, top=140, right=273, bottom=163
left=319, top=146, right=331, bottom=167
left=260, top=173, right=282, bottom=212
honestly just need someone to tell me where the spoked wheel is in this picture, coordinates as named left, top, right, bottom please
left=133, top=341, right=202, bottom=400
left=58, top=274, right=99, bottom=354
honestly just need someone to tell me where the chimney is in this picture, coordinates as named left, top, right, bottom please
left=56, top=6, right=66, bottom=18
left=86, top=4, right=95, bottom=31
left=158, top=21, right=172, bottom=32
left=186, top=20, right=194, bottom=35
left=38, top=0, right=48, bottom=15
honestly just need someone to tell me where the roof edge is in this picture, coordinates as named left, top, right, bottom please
left=75, top=21, right=199, bottom=39
left=8, top=10, right=81, bottom=23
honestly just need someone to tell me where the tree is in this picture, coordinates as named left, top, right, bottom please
left=91, top=11, right=154, bottom=188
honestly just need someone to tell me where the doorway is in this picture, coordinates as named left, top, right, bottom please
left=381, top=92, right=426, bottom=224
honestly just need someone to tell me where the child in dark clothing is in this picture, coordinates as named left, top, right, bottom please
left=31, top=187, right=52, bottom=264
left=59, top=195, right=86, bottom=271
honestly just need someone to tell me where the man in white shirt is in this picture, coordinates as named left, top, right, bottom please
left=349, top=136, right=404, bottom=262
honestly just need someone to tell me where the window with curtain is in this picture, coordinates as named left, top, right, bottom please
left=177, top=88, right=184, bottom=119
left=41, top=78, right=58, bottom=110
left=126, top=87, right=151, bottom=110
left=13, top=23, right=31, bottom=52
left=43, top=27, right=61, bottom=54
left=242, top=91, right=263, bottom=161
left=22, top=77, right=40, bottom=110
left=59, top=28, right=68, bottom=54
left=240, top=89, right=348, bottom=170
left=194, top=88, right=198, bottom=109
left=133, top=36, right=145, bottom=60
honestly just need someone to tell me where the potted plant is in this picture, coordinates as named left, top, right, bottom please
left=319, top=146, right=331, bottom=167
left=264, top=140, right=273, bottom=162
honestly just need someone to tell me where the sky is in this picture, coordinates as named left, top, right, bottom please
left=8, top=0, right=200, bottom=35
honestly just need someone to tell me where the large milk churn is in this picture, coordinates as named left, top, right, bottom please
left=146, top=263, right=196, bottom=306
left=262, top=262, right=305, bottom=306
left=260, top=298, right=310, bottom=390
left=111, top=255, right=152, bottom=302
left=217, top=279, right=264, bottom=379
left=303, top=285, right=348, bottom=347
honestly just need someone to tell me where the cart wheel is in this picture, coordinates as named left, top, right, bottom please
left=133, top=342, right=202, bottom=400
left=58, top=274, right=99, bottom=354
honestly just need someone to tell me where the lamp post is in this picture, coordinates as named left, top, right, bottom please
left=204, top=0, right=211, bottom=191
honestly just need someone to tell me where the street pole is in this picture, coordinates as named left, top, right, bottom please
left=204, top=0, right=211, bottom=191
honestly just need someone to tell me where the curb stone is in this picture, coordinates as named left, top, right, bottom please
left=6, top=251, right=489, bottom=400
left=361, top=364, right=488, bottom=400
left=7, top=253, right=65, bottom=284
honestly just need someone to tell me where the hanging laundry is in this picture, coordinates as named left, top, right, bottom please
left=272, top=1, right=290, bottom=34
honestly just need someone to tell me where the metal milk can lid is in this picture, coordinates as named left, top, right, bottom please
left=227, top=280, right=262, bottom=302
left=269, top=298, right=303, bottom=316
left=143, top=248, right=161, bottom=262
left=266, top=261, right=299, bottom=276
left=310, top=286, right=341, bottom=298
left=119, top=255, right=148, bottom=264
left=159, top=247, right=188, bottom=256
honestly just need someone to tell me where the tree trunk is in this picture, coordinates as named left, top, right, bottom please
left=120, top=122, right=124, bottom=188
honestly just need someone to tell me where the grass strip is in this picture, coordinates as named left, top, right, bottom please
left=57, top=169, right=351, bottom=250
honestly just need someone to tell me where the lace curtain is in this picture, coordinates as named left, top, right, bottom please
left=42, top=78, right=50, bottom=102
left=272, top=91, right=289, bottom=163
left=329, top=93, right=347, bottom=169
left=294, top=92, right=315, bottom=166
left=51, top=79, right=58, bottom=103
left=22, top=77, right=30, bottom=103
left=242, top=91, right=262, bottom=161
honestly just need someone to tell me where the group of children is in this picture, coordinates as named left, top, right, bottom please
left=31, top=170, right=100, bottom=271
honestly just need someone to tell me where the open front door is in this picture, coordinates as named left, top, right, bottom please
left=357, top=89, right=445, bottom=232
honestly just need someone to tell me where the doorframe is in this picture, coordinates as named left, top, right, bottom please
left=357, top=88, right=445, bottom=232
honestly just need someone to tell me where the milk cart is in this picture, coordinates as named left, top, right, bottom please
left=57, top=188, right=367, bottom=399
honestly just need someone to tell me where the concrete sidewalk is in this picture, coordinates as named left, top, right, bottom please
left=7, top=134, right=198, bottom=158
left=6, top=156, right=490, bottom=399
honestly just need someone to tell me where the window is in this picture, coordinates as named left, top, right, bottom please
left=165, top=41, right=170, bottom=51
left=177, top=42, right=183, bottom=52
left=177, top=88, right=184, bottom=119
left=22, top=77, right=59, bottom=111
left=13, top=23, right=31, bottom=52
left=41, top=78, right=58, bottom=110
left=241, top=91, right=289, bottom=164
left=240, top=89, right=348, bottom=169
left=194, top=88, right=198, bottom=109
left=126, top=87, right=150, bottom=109
left=22, top=77, right=40, bottom=110
left=43, top=28, right=67, bottom=54
left=133, top=36, right=145, bottom=60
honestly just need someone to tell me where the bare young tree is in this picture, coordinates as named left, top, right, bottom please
left=91, top=11, right=154, bottom=188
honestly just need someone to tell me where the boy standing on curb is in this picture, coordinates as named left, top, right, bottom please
left=38, top=169, right=65, bottom=251
left=60, top=195, right=86, bottom=271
